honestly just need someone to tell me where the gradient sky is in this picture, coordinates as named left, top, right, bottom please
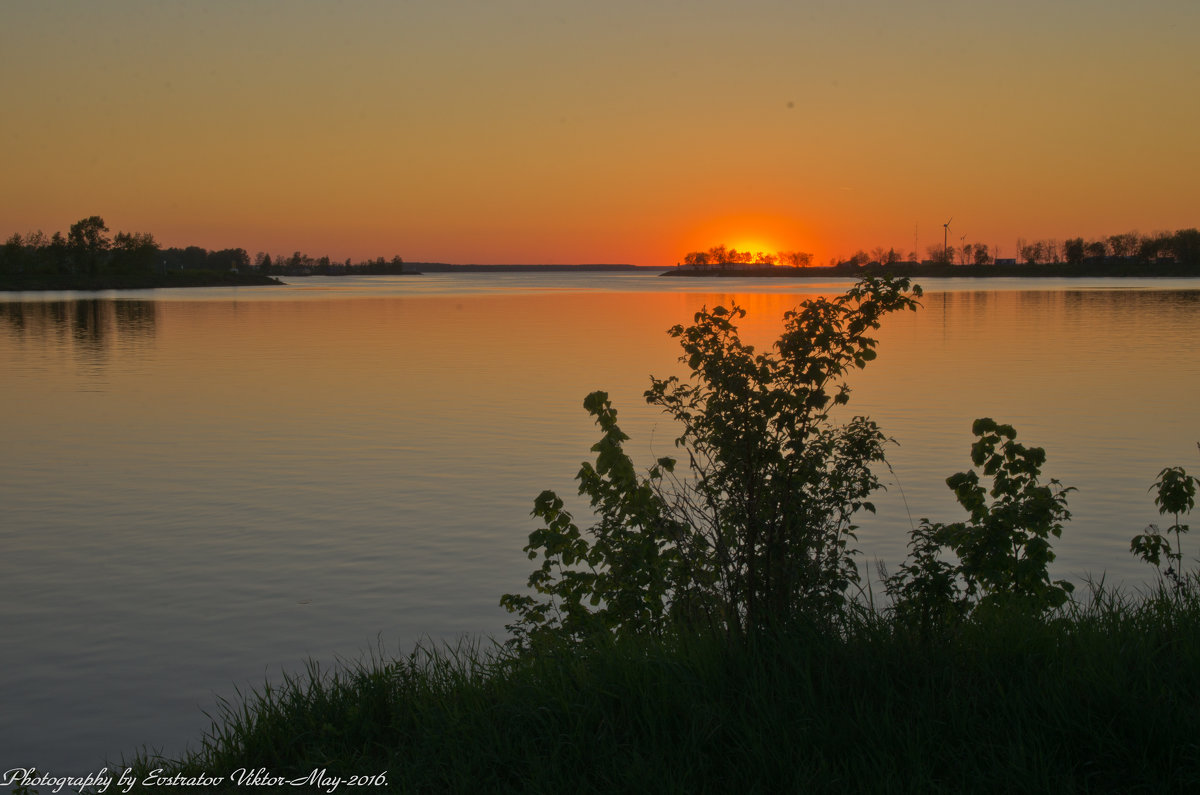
left=3, top=0, right=1198, bottom=265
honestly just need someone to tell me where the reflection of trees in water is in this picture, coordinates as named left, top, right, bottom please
left=0, top=299, right=158, bottom=366
left=114, top=299, right=157, bottom=334
left=1060, top=289, right=1200, bottom=314
left=73, top=300, right=105, bottom=361
left=937, top=288, right=1199, bottom=323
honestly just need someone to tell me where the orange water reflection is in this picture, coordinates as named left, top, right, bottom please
left=1, top=283, right=1199, bottom=771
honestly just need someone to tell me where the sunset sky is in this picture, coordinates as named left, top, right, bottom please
left=3, top=0, right=1198, bottom=266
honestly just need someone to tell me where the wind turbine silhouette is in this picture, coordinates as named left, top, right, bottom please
left=943, top=217, right=953, bottom=263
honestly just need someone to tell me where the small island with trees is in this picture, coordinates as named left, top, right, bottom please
left=0, top=215, right=420, bottom=292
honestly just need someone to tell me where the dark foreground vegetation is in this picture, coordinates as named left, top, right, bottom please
left=114, top=589, right=1200, bottom=794
left=101, top=276, right=1199, bottom=793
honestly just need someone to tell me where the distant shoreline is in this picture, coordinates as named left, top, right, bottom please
left=8, top=260, right=1199, bottom=291
left=0, top=265, right=661, bottom=291
left=0, top=271, right=285, bottom=293
left=663, top=261, right=1200, bottom=279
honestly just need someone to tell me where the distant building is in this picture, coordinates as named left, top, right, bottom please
left=995, top=258, right=1017, bottom=265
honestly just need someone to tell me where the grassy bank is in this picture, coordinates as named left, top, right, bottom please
left=117, top=583, right=1200, bottom=794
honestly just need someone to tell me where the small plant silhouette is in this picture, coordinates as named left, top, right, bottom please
left=1131, top=463, right=1198, bottom=589
left=918, top=418, right=1075, bottom=615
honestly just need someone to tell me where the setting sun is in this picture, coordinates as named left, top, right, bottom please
left=681, top=212, right=823, bottom=265
left=729, top=239, right=779, bottom=258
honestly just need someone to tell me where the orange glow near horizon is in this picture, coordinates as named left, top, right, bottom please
left=679, top=213, right=824, bottom=264
left=1, top=3, right=1196, bottom=267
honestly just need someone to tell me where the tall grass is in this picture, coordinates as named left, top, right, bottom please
left=116, top=580, right=1200, bottom=794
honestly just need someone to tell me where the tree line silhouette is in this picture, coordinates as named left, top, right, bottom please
left=680, top=227, right=1200, bottom=271
left=0, top=215, right=410, bottom=285
left=6, top=216, right=1199, bottom=283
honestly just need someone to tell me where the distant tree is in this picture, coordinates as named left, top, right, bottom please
left=68, top=216, right=110, bottom=253
left=866, top=246, right=901, bottom=266
left=972, top=243, right=992, bottom=265
left=285, top=251, right=312, bottom=273
left=68, top=216, right=111, bottom=275
left=1063, top=238, right=1085, bottom=265
left=1048, top=239, right=1063, bottom=264
left=1108, top=232, right=1139, bottom=259
left=20, top=229, right=51, bottom=273
left=842, top=250, right=870, bottom=267
left=112, top=231, right=160, bottom=273
left=1168, top=228, right=1200, bottom=264
left=1, top=233, right=22, bottom=275
left=778, top=251, right=812, bottom=268
left=1019, top=241, right=1041, bottom=265
left=754, top=251, right=777, bottom=266
left=180, top=246, right=208, bottom=270
left=1138, top=233, right=1169, bottom=262
left=207, top=247, right=249, bottom=271
left=1084, top=240, right=1108, bottom=261
left=48, top=232, right=68, bottom=272
left=926, top=243, right=954, bottom=265
left=707, top=245, right=729, bottom=266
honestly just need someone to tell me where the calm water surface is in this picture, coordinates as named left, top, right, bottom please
left=2, top=272, right=1198, bottom=774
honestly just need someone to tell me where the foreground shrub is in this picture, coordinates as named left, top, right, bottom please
left=501, top=276, right=922, bottom=646
left=886, top=418, right=1076, bottom=626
